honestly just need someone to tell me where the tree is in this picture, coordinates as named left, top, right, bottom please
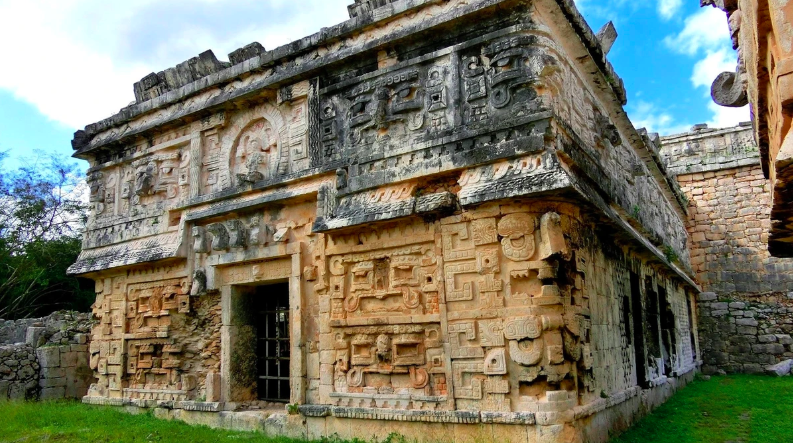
left=0, top=152, right=94, bottom=319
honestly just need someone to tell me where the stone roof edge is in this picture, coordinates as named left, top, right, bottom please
left=660, top=123, right=754, bottom=142
left=552, top=0, right=627, bottom=105
left=542, top=0, right=682, bottom=216
left=666, top=156, right=760, bottom=176
left=71, top=0, right=627, bottom=153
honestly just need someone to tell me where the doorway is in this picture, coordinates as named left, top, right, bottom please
left=630, top=272, right=649, bottom=388
left=254, top=282, right=291, bottom=402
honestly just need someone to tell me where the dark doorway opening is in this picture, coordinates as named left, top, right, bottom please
left=630, top=272, right=649, bottom=388
left=658, top=285, right=677, bottom=376
left=686, top=292, right=697, bottom=361
left=254, top=282, right=290, bottom=402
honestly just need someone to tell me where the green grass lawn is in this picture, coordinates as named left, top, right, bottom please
left=0, top=375, right=790, bottom=443
left=612, top=375, right=793, bottom=443
left=0, top=401, right=305, bottom=443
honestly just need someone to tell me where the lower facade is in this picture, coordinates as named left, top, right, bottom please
left=86, top=369, right=693, bottom=443
left=80, top=199, right=699, bottom=443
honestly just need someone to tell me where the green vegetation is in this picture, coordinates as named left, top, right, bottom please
left=0, top=376, right=790, bottom=443
left=0, top=153, right=93, bottom=319
left=0, top=401, right=305, bottom=443
left=613, top=375, right=793, bottom=443
left=662, top=245, right=679, bottom=264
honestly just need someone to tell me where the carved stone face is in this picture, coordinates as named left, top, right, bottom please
left=498, top=213, right=536, bottom=261
left=135, top=162, right=156, bottom=196
left=232, top=120, right=278, bottom=185
left=483, top=35, right=544, bottom=109
left=376, top=334, right=391, bottom=360
left=247, top=137, right=261, bottom=155
left=336, top=168, right=348, bottom=190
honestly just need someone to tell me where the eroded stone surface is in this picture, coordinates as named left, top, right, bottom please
left=0, top=312, right=96, bottom=401
left=662, top=124, right=793, bottom=375
left=68, top=1, right=699, bottom=442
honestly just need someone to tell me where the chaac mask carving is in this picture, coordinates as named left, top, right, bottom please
left=231, top=119, right=280, bottom=186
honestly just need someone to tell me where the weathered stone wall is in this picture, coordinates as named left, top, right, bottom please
left=662, top=124, right=793, bottom=374
left=0, top=311, right=95, bottom=401
left=696, top=292, right=793, bottom=374
left=68, top=1, right=700, bottom=442
left=1, top=319, right=42, bottom=345
left=0, top=344, right=39, bottom=401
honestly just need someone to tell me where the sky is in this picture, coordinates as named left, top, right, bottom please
left=0, top=0, right=748, bottom=170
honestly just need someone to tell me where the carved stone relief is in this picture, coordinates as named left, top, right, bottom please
left=230, top=119, right=280, bottom=185
left=440, top=210, right=591, bottom=413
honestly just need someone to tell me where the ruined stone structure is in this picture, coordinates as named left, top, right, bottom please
left=702, top=0, right=793, bottom=256
left=0, top=311, right=94, bottom=401
left=67, top=1, right=701, bottom=441
left=661, top=124, right=793, bottom=375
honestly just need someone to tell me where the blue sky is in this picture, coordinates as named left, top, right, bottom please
left=0, top=0, right=746, bottom=171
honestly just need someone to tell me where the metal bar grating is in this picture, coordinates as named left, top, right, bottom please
left=256, top=283, right=291, bottom=402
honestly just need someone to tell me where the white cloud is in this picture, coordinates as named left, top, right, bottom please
left=629, top=101, right=692, bottom=136
left=0, top=0, right=350, bottom=130
left=705, top=102, right=750, bottom=128
left=662, top=6, right=750, bottom=130
left=691, top=48, right=737, bottom=89
left=664, top=7, right=730, bottom=55
left=657, top=0, right=682, bottom=21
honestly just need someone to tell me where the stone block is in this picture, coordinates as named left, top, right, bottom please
left=39, top=377, right=67, bottom=388
left=698, top=292, right=718, bottom=302
left=41, top=367, right=66, bottom=379
left=74, top=333, right=88, bottom=345
left=758, top=335, right=778, bottom=343
left=61, top=351, right=78, bottom=368
left=65, top=377, right=90, bottom=399
left=736, top=318, right=759, bottom=327
left=25, top=327, right=46, bottom=348
left=40, top=386, right=66, bottom=401
left=36, top=347, right=60, bottom=368
left=765, top=360, right=793, bottom=377
left=777, top=334, right=793, bottom=345
left=711, top=302, right=729, bottom=310
left=729, top=302, right=746, bottom=309
left=7, top=383, right=25, bottom=400
left=737, top=326, right=758, bottom=335
left=206, top=372, right=221, bottom=402
left=307, top=352, right=319, bottom=379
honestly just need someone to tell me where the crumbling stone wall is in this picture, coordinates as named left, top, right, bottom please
left=0, top=311, right=95, bottom=401
left=0, top=344, right=39, bottom=400
left=697, top=292, right=793, bottom=374
left=662, top=124, right=793, bottom=374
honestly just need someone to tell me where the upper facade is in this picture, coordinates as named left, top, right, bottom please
left=69, top=0, right=690, bottom=279
left=701, top=0, right=793, bottom=256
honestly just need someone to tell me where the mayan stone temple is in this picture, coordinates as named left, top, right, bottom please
left=67, top=1, right=702, bottom=442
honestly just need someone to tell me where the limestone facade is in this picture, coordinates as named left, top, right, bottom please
left=68, top=1, right=700, bottom=442
left=662, top=124, right=793, bottom=374
left=702, top=0, right=793, bottom=256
